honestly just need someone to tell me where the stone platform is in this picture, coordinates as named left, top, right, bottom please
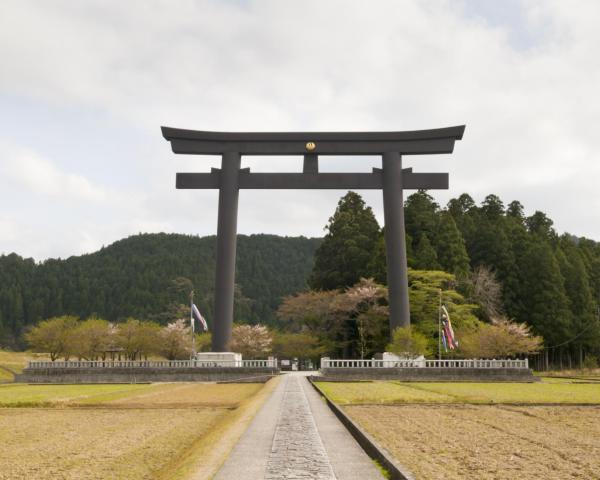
left=15, top=366, right=278, bottom=384
left=318, top=367, right=538, bottom=382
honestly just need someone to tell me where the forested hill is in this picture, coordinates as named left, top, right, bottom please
left=0, top=233, right=321, bottom=346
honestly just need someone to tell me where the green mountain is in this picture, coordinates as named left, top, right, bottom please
left=0, top=233, right=321, bottom=347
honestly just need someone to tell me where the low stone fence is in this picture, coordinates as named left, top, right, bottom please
left=321, top=358, right=529, bottom=369
left=16, top=360, right=279, bottom=384
left=319, top=358, right=536, bottom=382
left=26, top=359, right=277, bottom=369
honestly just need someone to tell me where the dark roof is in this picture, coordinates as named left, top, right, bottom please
left=161, top=125, right=465, bottom=156
left=162, top=125, right=465, bottom=142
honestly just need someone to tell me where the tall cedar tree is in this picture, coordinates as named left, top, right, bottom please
left=368, top=230, right=414, bottom=284
left=516, top=240, right=572, bottom=345
left=413, top=234, right=440, bottom=270
left=404, top=190, right=440, bottom=252
left=309, top=192, right=380, bottom=290
left=467, top=195, right=518, bottom=308
left=557, top=239, right=599, bottom=351
left=447, top=193, right=477, bottom=244
left=436, top=211, right=470, bottom=277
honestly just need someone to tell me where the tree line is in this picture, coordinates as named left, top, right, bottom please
left=277, top=272, right=543, bottom=362
left=2, top=191, right=599, bottom=369
left=26, top=316, right=325, bottom=364
left=0, top=233, right=320, bottom=347
left=300, top=191, right=600, bottom=369
left=26, top=316, right=207, bottom=361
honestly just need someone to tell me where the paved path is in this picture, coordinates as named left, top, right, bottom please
left=214, top=373, right=384, bottom=480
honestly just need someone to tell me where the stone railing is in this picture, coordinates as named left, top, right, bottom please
left=27, top=359, right=278, bottom=369
left=320, top=358, right=529, bottom=369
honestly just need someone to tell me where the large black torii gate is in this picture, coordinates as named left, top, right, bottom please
left=162, top=125, right=465, bottom=352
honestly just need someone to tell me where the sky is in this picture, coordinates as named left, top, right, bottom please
left=1, top=0, right=599, bottom=261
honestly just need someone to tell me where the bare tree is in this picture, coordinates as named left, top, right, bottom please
left=464, top=265, right=503, bottom=320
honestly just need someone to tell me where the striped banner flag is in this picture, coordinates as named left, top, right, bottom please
left=441, top=305, right=459, bottom=349
left=192, top=304, right=209, bottom=332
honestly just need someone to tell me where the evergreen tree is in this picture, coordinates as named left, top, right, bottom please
left=404, top=190, right=440, bottom=251
left=506, top=200, right=525, bottom=220
left=480, top=194, right=505, bottom=219
left=413, top=234, right=440, bottom=270
left=516, top=241, right=572, bottom=346
left=309, top=192, right=380, bottom=290
left=557, top=239, right=599, bottom=362
left=368, top=230, right=414, bottom=284
left=436, top=211, right=470, bottom=277
left=447, top=193, right=476, bottom=218
left=503, top=210, right=531, bottom=318
left=526, top=211, right=556, bottom=240
left=447, top=193, right=477, bottom=241
left=468, top=197, right=517, bottom=310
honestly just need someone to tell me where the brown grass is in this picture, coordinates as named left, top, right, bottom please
left=0, top=382, right=271, bottom=480
left=106, top=382, right=264, bottom=409
left=345, top=404, right=600, bottom=480
left=165, top=376, right=282, bottom=480
left=0, top=407, right=226, bottom=480
left=317, top=380, right=600, bottom=404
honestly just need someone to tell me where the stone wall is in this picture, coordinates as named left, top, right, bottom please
left=15, top=367, right=279, bottom=384
left=318, top=367, right=538, bottom=382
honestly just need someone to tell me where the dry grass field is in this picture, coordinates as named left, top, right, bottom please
left=0, top=382, right=270, bottom=480
left=317, top=380, right=600, bottom=480
left=317, top=379, right=600, bottom=404
left=346, top=404, right=600, bottom=480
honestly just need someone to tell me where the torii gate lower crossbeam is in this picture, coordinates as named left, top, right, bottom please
left=162, top=126, right=465, bottom=352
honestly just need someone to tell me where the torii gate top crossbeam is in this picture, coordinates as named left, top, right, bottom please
left=161, top=125, right=465, bottom=156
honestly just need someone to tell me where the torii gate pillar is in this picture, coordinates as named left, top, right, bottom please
left=213, top=152, right=241, bottom=352
left=382, top=152, right=411, bottom=330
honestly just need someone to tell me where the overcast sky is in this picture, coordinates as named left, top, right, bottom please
left=1, top=0, right=599, bottom=261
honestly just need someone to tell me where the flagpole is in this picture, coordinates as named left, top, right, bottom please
left=190, top=290, right=196, bottom=359
left=438, top=288, right=442, bottom=361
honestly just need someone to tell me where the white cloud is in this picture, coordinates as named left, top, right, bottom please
left=0, top=0, right=599, bottom=259
left=0, top=217, right=19, bottom=244
left=1, top=143, right=107, bottom=202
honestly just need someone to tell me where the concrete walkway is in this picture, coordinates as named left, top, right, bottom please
left=214, top=373, right=384, bottom=480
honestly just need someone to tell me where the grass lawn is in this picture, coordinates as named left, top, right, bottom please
left=0, top=383, right=166, bottom=407
left=316, top=379, right=600, bottom=404
left=0, top=381, right=273, bottom=480
left=0, top=368, right=13, bottom=382
left=0, top=382, right=263, bottom=408
left=0, top=349, right=51, bottom=382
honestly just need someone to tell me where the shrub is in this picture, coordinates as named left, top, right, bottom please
left=387, top=326, right=432, bottom=358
